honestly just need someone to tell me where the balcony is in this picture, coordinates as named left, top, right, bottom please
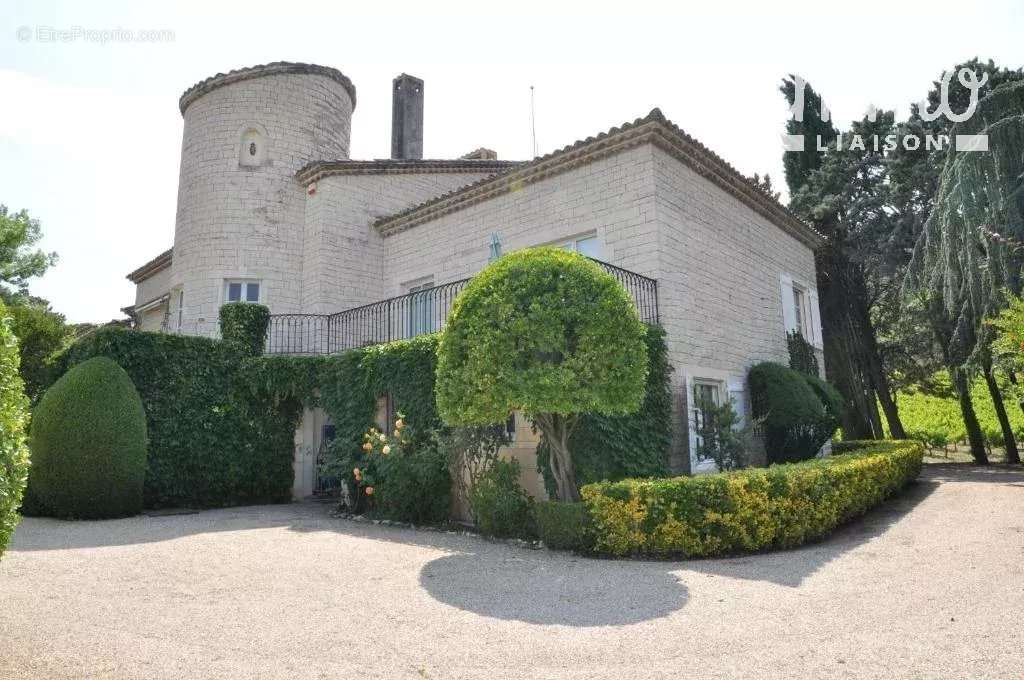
left=266, top=258, right=659, bottom=355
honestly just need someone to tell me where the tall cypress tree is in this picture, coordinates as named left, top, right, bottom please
left=780, top=77, right=905, bottom=440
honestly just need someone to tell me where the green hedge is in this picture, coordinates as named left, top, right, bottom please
left=536, top=324, right=672, bottom=492
left=0, top=301, right=30, bottom=558
left=28, top=357, right=147, bottom=518
left=534, top=501, right=593, bottom=552
left=470, top=458, right=536, bottom=539
left=580, top=440, right=923, bottom=557
left=53, top=326, right=299, bottom=508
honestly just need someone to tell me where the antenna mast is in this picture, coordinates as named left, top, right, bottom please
left=530, top=85, right=538, bottom=158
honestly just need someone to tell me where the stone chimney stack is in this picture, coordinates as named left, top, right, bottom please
left=391, top=74, right=423, bottom=160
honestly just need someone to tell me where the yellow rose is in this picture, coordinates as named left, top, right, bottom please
left=379, top=434, right=387, bottom=443
left=362, top=442, right=372, bottom=451
left=382, top=445, right=391, bottom=455
left=395, top=419, right=404, bottom=429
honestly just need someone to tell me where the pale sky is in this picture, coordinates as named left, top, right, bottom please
left=1, top=0, right=1021, bottom=323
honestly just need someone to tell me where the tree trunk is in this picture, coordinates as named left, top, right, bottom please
left=983, top=365, right=1020, bottom=464
left=858, top=296, right=906, bottom=438
left=534, top=413, right=580, bottom=502
left=952, top=371, right=989, bottom=464
left=817, top=250, right=884, bottom=439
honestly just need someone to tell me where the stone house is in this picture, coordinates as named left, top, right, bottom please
left=124, top=62, right=824, bottom=501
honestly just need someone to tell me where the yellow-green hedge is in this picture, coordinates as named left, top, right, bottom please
left=580, top=440, right=923, bottom=557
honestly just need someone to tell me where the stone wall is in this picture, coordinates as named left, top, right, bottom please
left=650, top=146, right=819, bottom=472
left=303, top=171, right=496, bottom=314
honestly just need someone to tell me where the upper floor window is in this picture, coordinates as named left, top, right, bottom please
left=239, top=126, right=268, bottom=168
left=226, top=280, right=261, bottom=303
left=559, top=233, right=601, bottom=259
left=781, top=274, right=822, bottom=349
left=792, top=284, right=809, bottom=338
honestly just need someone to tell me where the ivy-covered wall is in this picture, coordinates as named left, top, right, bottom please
left=58, top=327, right=300, bottom=508
left=247, top=335, right=445, bottom=483
left=537, top=324, right=672, bottom=494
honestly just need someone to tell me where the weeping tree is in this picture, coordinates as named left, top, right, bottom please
left=904, top=80, right=1024, bottom=464
left=435, top=248, right=648, bottom=502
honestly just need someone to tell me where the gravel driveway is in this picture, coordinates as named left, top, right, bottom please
left=1, top=464, right=1022, bottom=679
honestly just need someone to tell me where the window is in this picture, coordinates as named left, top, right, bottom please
left=239, top=126, right=268, bottom=167
left=225, top=280, right=261, bottom=303
left=560, top=233, right=601, bottom=259
left=781, top=274, right=822, bottom=348
left=406, top=279, right=435, bottom=337
left=691, top=379, right=723, bottom=456
left=176, top=290, right=184, bottom=331
left=792, top=285, right=809, bottom=338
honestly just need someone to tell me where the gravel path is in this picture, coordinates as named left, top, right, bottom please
left=2, top=464, right=1022, bottom=679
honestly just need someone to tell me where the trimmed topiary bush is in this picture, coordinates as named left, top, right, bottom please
left=749, top=361, right=838, bottom=463
left=219, top=302, right=270, bottom=356
left=534, top=501, right=594, bottom=552
left=0, top=301, right=31, bottom=557
left=581, top=440, right=923, bottom=557
left=437, top=247, right=648, bottom=502
left=29, top=356, right=147, bottom=519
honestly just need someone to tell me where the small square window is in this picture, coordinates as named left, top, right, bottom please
left=225, top=280, right=261, bottom=304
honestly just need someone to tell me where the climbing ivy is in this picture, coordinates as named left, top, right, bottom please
left=536, top=324, right=672, bottom=495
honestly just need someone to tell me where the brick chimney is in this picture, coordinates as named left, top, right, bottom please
left=391, top=74, right=423, bottom=160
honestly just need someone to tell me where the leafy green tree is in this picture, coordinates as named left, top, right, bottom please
left=5, top=300, right=69, bottom=401
left=0, top=206, right=56, bottom=298
left=436, top=248, right=647, bottom=502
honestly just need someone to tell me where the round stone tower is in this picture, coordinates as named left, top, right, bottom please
left=169, top=62, right=356, bottom=336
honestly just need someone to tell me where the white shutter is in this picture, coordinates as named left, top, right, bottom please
left=685, top=374, right=698, bottom=472
left=727, top=378, right=746, bottom=428
left=808, top=289, right=823, bottom=349
left=780, top=274, right=796, bottom=333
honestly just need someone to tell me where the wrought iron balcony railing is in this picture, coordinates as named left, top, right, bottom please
left=266, top=258, right=659, bottom=355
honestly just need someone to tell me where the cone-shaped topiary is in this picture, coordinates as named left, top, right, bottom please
left=29, top=356, right=147, bottom=518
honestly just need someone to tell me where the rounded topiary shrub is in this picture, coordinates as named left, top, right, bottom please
left=29, top=356, right=147, bottom=518
left=748, top=361, right=838, bottom=464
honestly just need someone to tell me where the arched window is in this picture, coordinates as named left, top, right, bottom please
left=239, top=125, right=268, bottom=167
